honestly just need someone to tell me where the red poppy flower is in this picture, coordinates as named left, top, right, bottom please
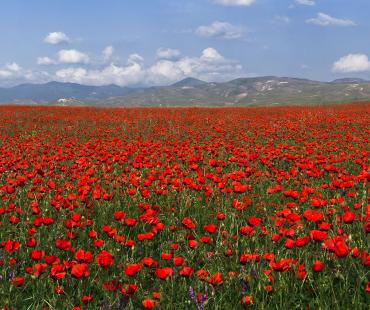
left=93, top=239, right=104, bottom=247
left=217, top=212, right=225, bottom=220
left=182, top=217, right=196, bottom=229
left=26, top=238, right=37, bottom=247
left=296, top=236, right=310, bottom=247
left=200, top=236, right=212, bottom=244
left=50, top=264, right=66, bottom=280
left=127, top=284, right=138, bottom=294
left=142, top=299, right=157, bottom=309
left=323, top=236, right=349, bottom=258
left=152, top=291, right=161, bottom=299
left=241, top=295, right=253, bottom=305
left=312, top=260, right=325, bottom=272
left=365, top=282, right=370, bottom=294
left=114, top=210, right=125, bottom=220
left=103, top=280, right=119, bottom=292
left=161, top=253, right=172, bottom=260
left=71, top=263, right=89, bottom=279
left=309, top=230, right=327, bottom=241
left=197, top=269, right=209, bottom=281
left=11, top=277, right=25, bottom=287
left=82, top=295, right=93, bottom=303
left=362, top=252, right=370, bottom=267
left=173, top=256, right=184, bottom=266
left=124, top=264, right=141, bottom=277
left=95, top=250, right=114, bottom=269
left=141, top=257, right=156, bottom=267
left=203, top=223, right=217, bottom=234
left=265, top=285, right=273, bottom=293
left=125, top=218, right=137, bottom=227
left=188, top=240, right=198, bottom=248
left=30, top=249, right=44, bottom=260
left=55, top=239, right=71, bottom=251
left=208, top=272, right=223, bottom=286
left=155, top=267, right=174, bottom=280
left=75, top=249, right=93, bottom=263
left=54, top=286, right=64, bottom=294
left=2, top=240, right=20, bottom=253
left=342, top=211, right=356, bottom=224
left=248, top=216, right=261, bottom=227
left=239, top=226, right=254, bottom=236
left=285, top=238, right=295, bottom=249
left=179, top=266, right=194, bottom=277
left=270, top=259, right=292, bottom=272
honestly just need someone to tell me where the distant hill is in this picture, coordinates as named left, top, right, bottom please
left=171, top=77, right=208, bottom=88
left=1, top=76, right=370, bottom=106
left=0, top=81, right=134, bottom=104
left=100, top=76, right=370, bottom=106
left=330, top=78, right=368, bottom=84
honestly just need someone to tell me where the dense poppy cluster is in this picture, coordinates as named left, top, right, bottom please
left=0, top=104, right=369, bottom=309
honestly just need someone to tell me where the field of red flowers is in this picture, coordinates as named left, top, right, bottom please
left=0, top=104, right=369, bottom=309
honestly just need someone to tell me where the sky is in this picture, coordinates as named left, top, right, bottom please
left=0, top=0, right=370, bottom=87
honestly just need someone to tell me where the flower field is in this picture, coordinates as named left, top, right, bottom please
left=0, top=104, right=369, bottom=309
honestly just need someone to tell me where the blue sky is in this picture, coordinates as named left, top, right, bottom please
left=0, top=0, right=369, bottom=86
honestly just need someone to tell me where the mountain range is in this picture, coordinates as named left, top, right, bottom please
left=1, top=76, right=370, bottom=106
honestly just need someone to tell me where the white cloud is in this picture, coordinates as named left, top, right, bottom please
left=0, top=62, right=50, bottom=86
left=102, top=46, right=114, bottom=61
left=37, top=57, right=56, bottom=65
left=200, top=47, right=224, bottom=61
left=44, top=32, right=70, bottom=44
left=54, top=47, right=243, bottom=86
left=128, top=53, right=144, bottom=64
left=157, top=48, right=181, bottom=60
left=5, top=62, right=22, bottom=72
left=0, top=63, right=22, bottom=78
left=148, top=61, right=184, bottom=83
left=147, top=47, right=242, bottom=85
left=212, top=0, right=255, bottom=6
left=0, top=69, right=13, bottom=78
left=332, top=54, right=370, bottom=73
left=55, top=53, right=145, bottom=86
left=196, top=21, right=245, bottom=39
left=306, top=13, right=356, bottom=26
left=55, top=67, right=88, bottom=81
left=58, top=49, right=90, bottom=64
left=295, top=0, right=315, bottom=5
left=0, top=47, right=243, bottom=87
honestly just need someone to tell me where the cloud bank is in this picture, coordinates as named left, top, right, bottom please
left=54, top=47, right=243, bottom=86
